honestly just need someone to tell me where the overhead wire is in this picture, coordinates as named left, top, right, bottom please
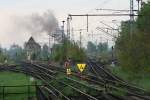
left=70, top=0, right=114, bottom=44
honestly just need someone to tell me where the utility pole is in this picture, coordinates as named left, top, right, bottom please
left=141, top=0, right=143, bottom=8
left=48, top=33, right=52, bottom=53
left=137, top=0, right=143, bottom=12
left=71, top=28, right=74, bottom=41
left=111, top=46, right=114, bottom=63
left=130, top=0, right=134, bottom=37
left=62, top=21, right=65, bottom=41
left=130, top=0, right=134, bottom=21
left=87, top=14, right=89, bottom=32
left=68, top=13, right=138, bottom=37
left=69, top=29, right=86, bottom=48
left=79, top=29, right=82, bottom=49
left=67, top=17, right=71, bottom=40
left=62, top=21, right=66, bottom=60
left=88, top=33, right=102, bottom=42
left=77, top=29, right=87, bottom=48
left=137, top=0, right=140, bottom=12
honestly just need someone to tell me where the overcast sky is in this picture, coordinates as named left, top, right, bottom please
left=0, top=0, right=147, bottom=48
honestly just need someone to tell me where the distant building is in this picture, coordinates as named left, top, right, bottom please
left=24, top=37, right=41, bottom=60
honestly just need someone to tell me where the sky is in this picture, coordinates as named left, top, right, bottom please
left=0, top=0, right=147, bottom=48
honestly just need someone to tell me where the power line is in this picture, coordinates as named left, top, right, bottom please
left=96, top=27, right=117, bottom=39
left=96, top=8, right=138, bottom=12
left=87, top=0, right=113, bottom=13
left=70, top=0, right=113, bottom=33
left=69, top=13, right=139, bottom=17
left=99, top=21, right=120, bottom=32
left=68, top=13, right=139, bottom=32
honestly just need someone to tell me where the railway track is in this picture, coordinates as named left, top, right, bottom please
left=25, top=61, right=150, bottom=100
left=1, top=61, right=150, bottom=100
left=22, top=61, right=104, bottom=100
left=23, top=61, right=135, bottom=100
left=0, top=64, right=71, bottom=100
left=29, top=61, right=128, bottom=100
left=87, top=59, right=150, bottom=100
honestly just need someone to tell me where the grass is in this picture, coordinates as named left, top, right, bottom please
left=0, top=71, right=41, bottom=100
left=0, top=72, right=32, bottom=86
left=109, top=66, right=150, bottom=91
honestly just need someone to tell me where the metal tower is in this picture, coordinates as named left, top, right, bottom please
left=130, top=0, right=134, bottom=21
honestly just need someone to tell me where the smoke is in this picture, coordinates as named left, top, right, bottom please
left=13, top=10, right=59, bottom=37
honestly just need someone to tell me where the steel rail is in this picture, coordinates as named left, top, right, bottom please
left=28, top=62, right=99, bottom=100
left=88, top=60, right=150, bottom=100
left=22, top=62, right=71, bottom=100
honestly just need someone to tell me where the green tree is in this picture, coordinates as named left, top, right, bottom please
left=8, top=44, right=26, bottom=61
left=137, top=2, right=150, bottom=33
left=116, top=2, right=150, bottom=74
left=51, top=40, right=86, bottom=63
left=42, top=44, right=49, bottom=60
left=0, top=46, right=7, bottom=63
left=87, top=41, right=97, bottom=55
left=97, top=42, right=108, bottom=53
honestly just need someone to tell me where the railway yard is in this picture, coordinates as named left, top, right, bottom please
left=0, top=60, right=150, bottom=100
left=0, top=0, right=150, bottom=100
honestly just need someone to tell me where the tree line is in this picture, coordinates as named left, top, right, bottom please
left=115, top=2, right=150, bottom=74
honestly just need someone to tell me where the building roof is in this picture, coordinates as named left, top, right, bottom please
left=28, top=37, right=36, bottom=44
left=25, top=36, right=41, bottom=49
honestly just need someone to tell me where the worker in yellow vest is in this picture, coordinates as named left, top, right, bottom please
left=64, top=58, right=71, bottom=75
